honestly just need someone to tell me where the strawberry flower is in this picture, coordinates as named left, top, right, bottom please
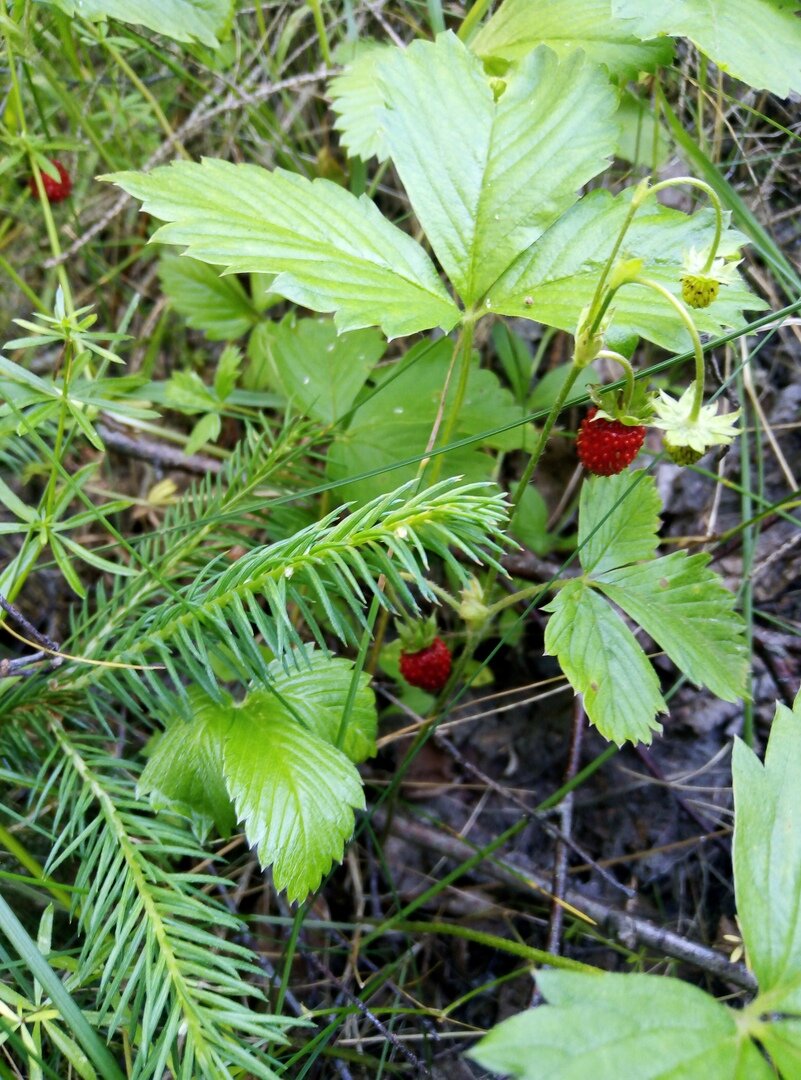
left=652, top=382, right=741, bottom=464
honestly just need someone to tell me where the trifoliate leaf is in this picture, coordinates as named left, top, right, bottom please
left=261, top=645, right=377, bottom=764
left=328, top=41, right=392, bottom=163
left=544, top=578, right=666, bottom=745
left=158, top=255, right=257, bottom=341
left=614, top=0, right=801, bottom=98
left=137, top=690, right=236, bottom=839
left=472, top=0, right=674, bottom=80
left=40, top=0, right=233, bottom=47
left=327, top=337, right=532, bottom=504
left=376, top=33, right=618, bottom=307
left=104, top=160, right=460, bottom=339
left=577, top=470, right=661, bottom=575
left=491, top=187, right=767, bottom=353
left=733, top=697, right=801, bottom=1004
left=247, top=314, right=385, bottom=425
left=223, top=701, right=364, bottom=903
left=597, top=552, right=750, bottom=702
left=469, top=969, right=774, bottom=1079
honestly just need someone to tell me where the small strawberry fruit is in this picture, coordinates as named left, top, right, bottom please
left=397, top=616, right=452, bottom=694
left=30, top=160, right=72, bottom=203
left=576, top=406, right=646, bottom=476
left=399, top=637, right=452, bottom=693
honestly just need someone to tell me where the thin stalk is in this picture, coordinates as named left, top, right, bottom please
left=586, top=180, right=649, bottom=334
left=458, top=0, right=494, bottom=42
left=422, top=320, right=474, bottom=487
left=510, top=363, right=581, bottom=521
left=633, top=277, right=706, bottom=418
left=307, top=0, right=332, bottom=65
left=101, top=38, right=188, bottom=158
left=649, top=176, right=724, bottom=271
left=597, top=350, right=636, bottom=412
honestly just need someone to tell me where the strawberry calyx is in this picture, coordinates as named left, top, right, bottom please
left=587, top=381, right=655, bottom=428
left=396, top=615, right=439, bottom=655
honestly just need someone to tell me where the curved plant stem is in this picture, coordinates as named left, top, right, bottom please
left=597, top=350, right=636, bottom=412
left=633, top=277, right=706, bottom=419
left=649, top=176, right=724, bottom=272
left=421, top=320, right=475, bottom=487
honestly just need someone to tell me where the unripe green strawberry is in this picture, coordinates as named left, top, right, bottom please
left=681, top=273, right=719, bottom=309
left=399, top=636, right=452, bottom=694
left=576, top=407, right=646, bottom=476
left=663, top=438, right=704, bottom=466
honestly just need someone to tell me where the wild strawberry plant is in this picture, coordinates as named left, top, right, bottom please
left=0, top=0, right=797, bottom=1077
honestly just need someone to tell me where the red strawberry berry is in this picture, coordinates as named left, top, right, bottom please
left=399, top=637, right=452, bottom=694
left=29, top=160, right=72, bottom=203
left=576, top=406, right=646, bottom=476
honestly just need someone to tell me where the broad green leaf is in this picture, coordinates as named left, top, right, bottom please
left=223, top=702, right=364, bottom=902
left=597, top=551, right=749, bottom=702
left=248, top=314, right=386, bottom=425
left=329, top=42, right=392, bottom=163
left=491, top=187, right=768, bottom=353
left=544, top=578, right=665, bottom=744
left=39, top=0, right=233, bottom=47
left=158, top=255, right=257, bottom=341
left=377, top=34, right=618, bottom=306
left=469, top=969, right=773, bottom=1079
left=260, top=645, right=377, bottom=765
left=327, top=338, right=532, bottom=504
left=578, top=471, right=661, bottom=575
left=138, top=691, right=236, bottom=839
left=614, top=0, right=801, bottom=97
left=733, top=698, right=801, bottom=1001
left=105, top=160, right=460, bottom=339
left=472, top=0, right=674, bottom=80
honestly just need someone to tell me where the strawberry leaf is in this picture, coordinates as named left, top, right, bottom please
left=104, top=160, right=460, bottom=340
left=614, top=0, right=801, bottom=97
left=468, top=970, right=774, bottom=1079
left=224, top=704, right=364, bottom=904
left=491, top=187, right=768, bottom=353
left=596, top=552, right=750, bottom=703
left=733, top=695, right=801, bottom=1004
left=472, top=0, right=674, bottom=80
left=247, top=315, right=386, bottom=425
left=544, top=579, right=666, bottom=745
left=376, top=33, right=618, bottom=307
left=40, top=0, right=233, bottom=47
left=137, top=690, right=236, bottom=839
left=329, top=41, right=392, bottom=163
left=158, top=255, right=257, bottom=341
left=577, top=471, right=661, bottom=575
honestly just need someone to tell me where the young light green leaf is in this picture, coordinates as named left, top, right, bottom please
left=105, top=160, right=460, bottom=339
left=597, top=551, right=750, bottom=703
left=185, top=411, right=221, bottom=455
left=248, top=315, right=385, bottom=425
left=138, top=690, right=236, bottom=839
left=40, top=0, right=233, bottom=47
left=469, top=969, right=774, bottom=1079
left=377, top=33, right=618, bottom=307
left=578, top=471, right=661, bottom=576
left=261, top=645, right=377, bottom=764
left=329, top=41, right=392, bottom=163
left=472, top=0, right=674, bottom=80
left=614, top=0, right=801, bottom=97
left=733, top=697, right=801, bottom=1002
left=327, top=338, right=532, bottom=504
left=544, top=578, right=666, bottom=745
left=159, top=255, right=257, bottom=341
left=223, top=703, right=364, bottom=903
left=491, top=187, right=767, bottom=353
